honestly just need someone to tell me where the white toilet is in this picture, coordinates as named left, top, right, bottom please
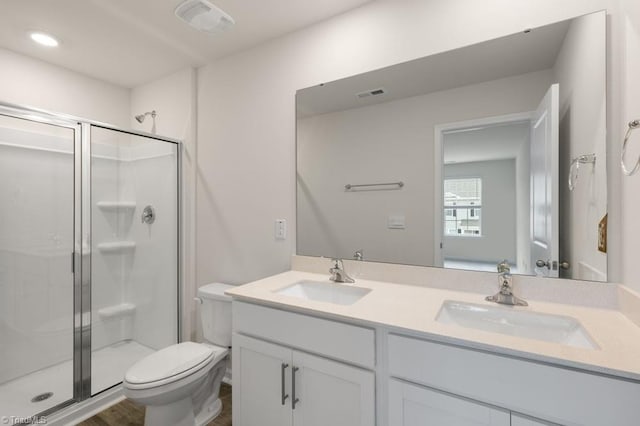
left=123, top=283, right=233, bottom=426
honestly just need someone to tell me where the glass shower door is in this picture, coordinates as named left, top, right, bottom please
left=0, top=114, right=77, bottom=418
left=90, top=125, right=179, bottom=395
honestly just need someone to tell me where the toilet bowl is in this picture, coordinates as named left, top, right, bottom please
left=123, top=283, right=234, bottom=426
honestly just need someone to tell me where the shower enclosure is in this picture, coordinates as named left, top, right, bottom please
left=0, top=103, right=181, bottom=420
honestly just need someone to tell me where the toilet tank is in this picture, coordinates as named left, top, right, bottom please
left=197, top=283, right=233, bottom=347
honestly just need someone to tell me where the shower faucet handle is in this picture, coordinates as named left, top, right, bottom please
left=141, top=205, right=156, bottom=224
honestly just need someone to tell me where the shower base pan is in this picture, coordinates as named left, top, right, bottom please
left=0, top=340, right=154, bottom=419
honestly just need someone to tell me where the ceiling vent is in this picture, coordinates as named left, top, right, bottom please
left=356, top=88, right=386, bottom=99
left=175, top=0, right=235, bottom=34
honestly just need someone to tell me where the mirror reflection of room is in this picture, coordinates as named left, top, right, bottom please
left=296, top=11, right=606, bottom=282
left=441, top=121, right=528, bottom=274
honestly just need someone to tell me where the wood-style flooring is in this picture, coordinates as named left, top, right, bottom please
left=78, top=383, right=232, bottom=426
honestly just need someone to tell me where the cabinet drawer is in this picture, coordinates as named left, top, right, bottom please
left=233, top=301, right=375, bottom=368
left=389, top=379, right=510, bottom=426
left=388, top=334, right=640, bottom=426
left=511, top=414, right=559, bottom=426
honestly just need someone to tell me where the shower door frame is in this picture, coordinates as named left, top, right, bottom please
left=0, top=102, right=183, bottom=416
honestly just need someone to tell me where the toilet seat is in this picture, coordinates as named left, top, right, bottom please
left=124, top=342, right=227, bottom=390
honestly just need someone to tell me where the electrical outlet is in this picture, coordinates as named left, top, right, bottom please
left=275, top=219, right=287, bottom=240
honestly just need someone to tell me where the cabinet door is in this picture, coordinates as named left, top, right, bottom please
left=292, top=351, right=375, bottom=426
left=512, top=414, right=558, bottom=426
left=232, top=333, right=293, bottom=426
left=389, top=379, right=510, bottom=426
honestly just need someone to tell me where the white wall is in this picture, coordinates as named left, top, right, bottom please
left=0, top=47, right=130, bottom=127
left=130, top=68, right=198, bottom=340
left=444, top=160, right=517, bottom=264
left=196, top=0, right=622, bottom=287
left=297, top=71, right=548, bottom=266
left=621, top=0, right=640, bottom=292
left=553, top=12, right=608, bottom=281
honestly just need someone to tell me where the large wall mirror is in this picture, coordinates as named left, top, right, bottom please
left=296, top=11, right=607, bottom=282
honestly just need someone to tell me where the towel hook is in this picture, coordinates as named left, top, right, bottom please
left=568, top=154, right=596, bottom=191
left=621, top=119, right=640, bottom=176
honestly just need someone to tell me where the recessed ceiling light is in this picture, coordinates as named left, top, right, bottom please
left=30, top=32, right=59, bottom=47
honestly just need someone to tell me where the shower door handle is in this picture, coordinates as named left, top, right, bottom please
left=281, top=363, right=289, bottom=405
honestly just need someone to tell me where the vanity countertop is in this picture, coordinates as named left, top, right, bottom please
left=226, top=270, right=640, bottom=382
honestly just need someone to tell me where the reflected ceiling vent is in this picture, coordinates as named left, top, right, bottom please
left=175, top=0, right=235, bottom=34
left=356, top=88, right=386, bottom=99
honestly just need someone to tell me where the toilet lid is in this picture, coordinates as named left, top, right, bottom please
left=125, top=342, right=214, bottom=385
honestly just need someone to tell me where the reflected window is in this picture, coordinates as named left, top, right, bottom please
left=444, top=178, right=482, bottom=237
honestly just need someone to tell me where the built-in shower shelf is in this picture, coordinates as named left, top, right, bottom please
left=98, top=303, right=136, bottom=319
left=96, top=201, right=136, bottom=211
left=97, top=241, right=136, bottom=253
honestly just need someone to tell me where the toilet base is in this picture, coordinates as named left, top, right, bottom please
left=195, top=398, right=222, bottom=426
left=144, top=397, right=194, bottom=426
left=144, top=397, right=222, bottom=426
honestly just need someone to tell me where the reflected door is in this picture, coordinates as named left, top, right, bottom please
left=530, top=84, right=559, bottom=277
left=0, top=114, right=76, bottom=417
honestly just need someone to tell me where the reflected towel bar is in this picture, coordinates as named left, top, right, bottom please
left=621, top=119, right=640, bottom=176
left=345, top=181, right=404, bottom=190
left=568, top=154, right=596, bottom=191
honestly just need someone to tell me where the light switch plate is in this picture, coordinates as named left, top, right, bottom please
left=387, top=215, right=406, bottom=229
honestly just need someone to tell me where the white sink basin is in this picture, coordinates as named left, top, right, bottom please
left=275, top=280, right=371, bottom=306
left=436, top=300, right=598, bottom=349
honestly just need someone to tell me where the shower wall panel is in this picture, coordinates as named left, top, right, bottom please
left=90, top=127, right=178, bottom=395
left=91, top=143, right=133, bottom=350
left=127, top=141, right=178, bottom=350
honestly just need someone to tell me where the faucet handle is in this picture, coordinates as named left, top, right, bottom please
left=329, top=258, right=343, bottom=275
left=497, top=260, right=510, bottom=274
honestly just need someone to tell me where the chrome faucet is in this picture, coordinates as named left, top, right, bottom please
left=353, top=249, right=363, bottom=261
left=329, top=258, right=355, bottom=283
left=485, top=260, right=528, bottom=306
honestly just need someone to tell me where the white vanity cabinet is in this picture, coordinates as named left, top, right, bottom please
left=232, top=302, right=376, bottom=426
left=510, top=414, right=557, bottom=426
left=389, top=379, right=510, bottom=426
left=231, top=299, right=640, bottom=426
left=389, top=379, right=556, bottom=426
left=291, top=349, right=374, bottom=426
left=387, top=333, right=640, bottom=426
left=233, top=334, right=292, bottom=426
